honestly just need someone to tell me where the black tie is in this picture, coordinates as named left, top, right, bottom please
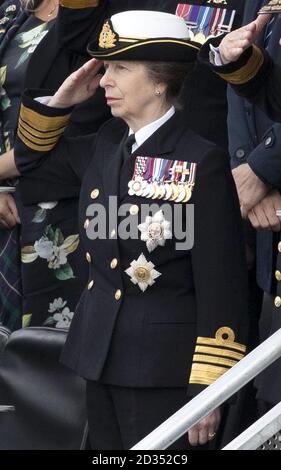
left=122, top=134, right=136, bottom=165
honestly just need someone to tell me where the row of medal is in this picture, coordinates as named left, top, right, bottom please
left=128, top=156, right=197, bottom=203
left=176, top=3, right=236, bottom=44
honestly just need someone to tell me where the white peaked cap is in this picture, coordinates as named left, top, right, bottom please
left=111, top=10, right=190, bottom=39
left=87, top=9, right=201, bottom=61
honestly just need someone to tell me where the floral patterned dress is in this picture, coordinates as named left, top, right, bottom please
left=0, top=6, right=87, bottom=330
left=0, top=12, right=55, bottom=330
left=19, top=197, right=86, bottom=329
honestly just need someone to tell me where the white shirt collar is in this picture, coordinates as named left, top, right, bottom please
left=129, top=106, right=175, bottom=153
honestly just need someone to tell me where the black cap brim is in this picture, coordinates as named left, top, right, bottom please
left=87, top=37, right=201, bottom=62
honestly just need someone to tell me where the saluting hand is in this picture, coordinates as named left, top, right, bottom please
left=219, top=14, right=271, bottom=65
left=48, top=58, right=103, bottom=109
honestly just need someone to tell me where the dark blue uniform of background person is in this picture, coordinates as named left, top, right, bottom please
left=227, top=0, right=281, bottom=407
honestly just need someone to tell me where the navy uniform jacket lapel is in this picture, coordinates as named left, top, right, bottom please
left=102, top=118, right=128, bottom=205
left=119, top=111, right=185, bottom=201
left=253, top=0, right=280, bottom=53
left=266, top=22, right=281, bottom=65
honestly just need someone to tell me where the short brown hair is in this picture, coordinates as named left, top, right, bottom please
left=144, top=61, right=195, bottom=108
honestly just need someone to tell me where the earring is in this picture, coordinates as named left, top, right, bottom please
left=155, top=90, right=161, bottom=96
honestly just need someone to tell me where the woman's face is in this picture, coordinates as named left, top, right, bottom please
left=100, top=60, right=167, bottom=131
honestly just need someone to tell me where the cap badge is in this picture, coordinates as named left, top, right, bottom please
left=99, top=21, right=117, bottom=49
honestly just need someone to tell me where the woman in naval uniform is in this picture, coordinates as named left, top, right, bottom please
left=12, top=10, right=249, bottom=450
left=56, top=0, right=245, bottom=150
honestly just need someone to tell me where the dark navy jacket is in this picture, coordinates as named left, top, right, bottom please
left=14, top=93, right=248, bottom=397
left=217, top=0, right=281, bottom=404
left=227, top=0, right=281, bottom=295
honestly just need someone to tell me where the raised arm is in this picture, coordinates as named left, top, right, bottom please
left=217, top=14, right=270, bottom=65
left=15, top=59, right=103, bottom=204
left=198, top=14, right=281, bottom=122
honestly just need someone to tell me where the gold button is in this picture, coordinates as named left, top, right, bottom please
left=88, top=280, right=94, bottom=290
left=274, top=296, right=281, bottom=308
left=115, top=289, right=122, bottom=300
left=130, top=205, right=139, bottom=216
left=86, top=252, right=92, bottom=263
left=90, top=189, right=100, bottom=199
left=84, top=219, right=90, bottom=229
left=110, top=258, right=118, bottom=269
left=111, top=229, right=116, bottom=238
left=278, top=242, right=281, bottom=253
left=275, top=270, right=281, bottom=282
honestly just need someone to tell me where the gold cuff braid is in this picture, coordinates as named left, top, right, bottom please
left=60, top=0, right=100, bottom=9
left=189, top=327, right=246, bottom=386
left=217, top=45, right=264, bottom=85
left=17, top=103, right=70, bottom=152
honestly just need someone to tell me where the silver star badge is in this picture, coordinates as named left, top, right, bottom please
left=138, top=210, right=172, bottom=253
left=125, top=253, right=161, bottom=292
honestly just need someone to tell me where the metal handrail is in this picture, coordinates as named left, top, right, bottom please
left=222, top=401, right=281, bottom=450
left=0, top=406, right=15, bottom=412
left=131, top=328, right=281, bottom=450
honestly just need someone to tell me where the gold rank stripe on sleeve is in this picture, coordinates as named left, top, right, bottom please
left=59, top=0, right=100, bottom=8
left=217, top=45, right=264, bottom=85
left=18, top=117, right=67, bottom=140
left=189, top=364, right=229, bottom=385
left=18, top=123, right=67, bottom=148
left=20, top=104, right=71, bottom=132
left=17, top=103, right=70, bottom=152
left=18, top=128, right=67, bottom=152
left=195, top=345, right=244, bottom=361
left=189, top=327, right=246, bottom=386
left=193, top=354, right=237, bottom=368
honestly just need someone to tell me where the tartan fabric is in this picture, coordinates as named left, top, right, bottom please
left=0, top=225, right=22, bottom=330
left=0, top=1, right=29, bottom=330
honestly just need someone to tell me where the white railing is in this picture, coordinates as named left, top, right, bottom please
left=0, top=406, right=14, bottom=412
left=223, top=401, right=281, bottom=450
left=131, top=328, right=281, bottom=450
